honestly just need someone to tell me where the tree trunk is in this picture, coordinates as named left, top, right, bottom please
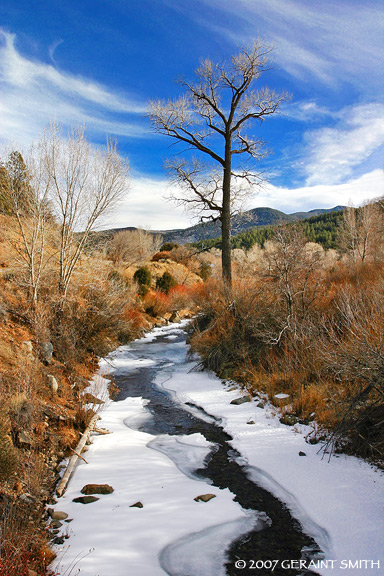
left=221, top=142, right=232, bottom=290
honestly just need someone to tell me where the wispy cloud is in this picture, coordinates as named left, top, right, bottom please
left=0, top=30, right=147, bottom=145
left=301, top=103, right=384, bottom=185
left=189, top=0, right=384, bottom=91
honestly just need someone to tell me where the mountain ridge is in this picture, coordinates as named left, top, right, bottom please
left=105, top=205, right=345, bottom=244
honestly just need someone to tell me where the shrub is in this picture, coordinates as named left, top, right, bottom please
left=133, top=266, right=152, bottom=286
left=160, top=242, right=179, bottom=251
left=199, top=261, right=212, bottom=281
left=151, top=251, right=172, bottom=262
left=156, top=271, right=178, bottom=294
left=142, top=290, right=171, bottom=317
left=0, top=410, right=19, bottom=482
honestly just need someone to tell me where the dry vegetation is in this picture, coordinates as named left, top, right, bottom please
left=189, top=200, right=384, bottom=464
left=0, top=144, right=205, bottom=574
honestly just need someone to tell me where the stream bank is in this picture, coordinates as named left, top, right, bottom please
left=51, top=323, right=384, bottom=576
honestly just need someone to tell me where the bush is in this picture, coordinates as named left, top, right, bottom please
left=133, top=266, right=152, bottom=286
left=0, top=411, right=19, bottom=482
left=156, top=271, right=177, bottom=294
left=151, top=251, right=172, bottom=262
left=160, top=242, right=179, bottom=251
left=199, top=261, right=212, bottom=281
left=143, top=290, right=171, bottom=317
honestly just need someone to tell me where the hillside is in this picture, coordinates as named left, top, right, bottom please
left=103, top=205, right=345, bottom=245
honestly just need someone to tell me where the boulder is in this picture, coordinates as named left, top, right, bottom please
left=280, top=414, right=297, bottom=426
left=299, top=451, right=307, bottom=457
left=81, top=484, right=114, bottom=495
left=41, top=342, right=53, bottom=364
left=73, top=496, right=100, bottom=504
left=194, top=493, right=216, bottom=503
left=21, top=340, right=33, bottom=354
left=169, top=312, right=181, bottom=323
left=47, top=375, right=59, bottom=394
left=18, top=431, right=34, bottom=447
left=50, top=510, right=68, bottom=521
left=230, top=395, right=251, bottom=405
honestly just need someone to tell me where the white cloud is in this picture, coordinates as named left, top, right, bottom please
left=302, top=104, right=384, bottom=185
left=102, top=176, right=193, bottom=231
left=101, top=169, right=384, bottom=231
left=0, top=30, right=147, bottom=145
left=251, top=169, right=384, bottom=214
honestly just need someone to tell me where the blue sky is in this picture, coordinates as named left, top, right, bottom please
left=0, top=0, right=383, bottom=229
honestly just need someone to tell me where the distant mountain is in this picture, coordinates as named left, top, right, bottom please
left=152, top=205, right=345, bottom=244
left=100, top=205, right=345, bottom=245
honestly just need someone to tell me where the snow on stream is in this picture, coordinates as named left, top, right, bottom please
left=52, top=323, right=384, bottom=576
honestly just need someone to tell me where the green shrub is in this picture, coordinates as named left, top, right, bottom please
left=160, top=242, right=179, bottom=251
left=199, top=261, right=212, bottom=281
left=156, top=271, right=177, bottom=294
left=133, top=266, right=152, bottom=286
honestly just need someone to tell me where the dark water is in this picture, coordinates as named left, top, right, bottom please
left=113, top=327, right=322, bottom=576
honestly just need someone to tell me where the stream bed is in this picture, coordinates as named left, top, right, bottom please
left=53, top=322, right=384, bottom=576
left=111, top=324, right=322, bottom=575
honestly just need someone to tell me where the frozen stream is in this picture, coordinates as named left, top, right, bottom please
left=53, top=323, right=384, bottom=576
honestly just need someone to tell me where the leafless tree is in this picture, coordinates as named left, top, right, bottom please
left=339, top=201, right=384, bottom=267
left=264, top=226, right=324, bottom=339
left=150, top=40, right=288, bottom=288
left=41, top=124, right=130, bottom=298
left=109, top=228, right=162, bottom=267
left=0, top=148, right=51, bottom=308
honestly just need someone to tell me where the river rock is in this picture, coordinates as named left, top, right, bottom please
left=50, top=510, right=68, bottom=521
left=73, top=496, right=100, bottom=504
left=280, top=414, right=297, bottom=426
left=130, top=501, right=143, bottom=508
left=230, top=395, right=251, bottom=405
left=169, top=311, right=181, bottom=323
left=194, top=493, right=216, bottom=503
left=81, top=484, right=114, bottom=495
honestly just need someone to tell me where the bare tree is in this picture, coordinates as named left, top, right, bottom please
left=339, top=201, right=384, bottom=267
left=41, top=124, right=130, bottom=298
left=264, top=226, right=324, bottom=338
left=109, top=228, right=162, bottom=267
left=0, top=149, right=50, bottom=308
left=150, top=40, right=288, bottom=288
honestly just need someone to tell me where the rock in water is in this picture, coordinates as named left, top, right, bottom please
left=81, top=484, right=114, bottom=495
left=194, top=493, right=216, bottom=502
left=73, top=496, right=100, bottom=504
left=230, top=396, right=251, bottom=405
left=50, top=510, right=68, bottom=521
